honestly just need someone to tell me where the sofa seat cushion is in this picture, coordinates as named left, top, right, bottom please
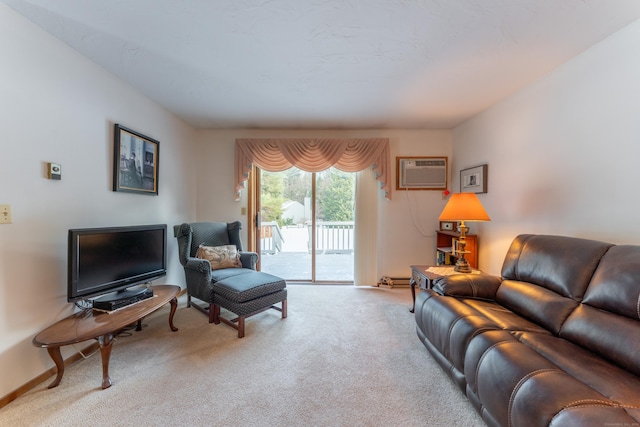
left=550, top=406, right=640, bottom=427
left=416, top=291, right=552, bottom=375
left=464, top=330, right=630, bottom=427
left=517, top=332, right=640, bottom=405
left=212, top=271, right=286, bottom=304
left=459, top=298, right=552, bottom=335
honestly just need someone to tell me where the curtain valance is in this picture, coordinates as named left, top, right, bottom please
left=234, top=138, right=391, bottom=200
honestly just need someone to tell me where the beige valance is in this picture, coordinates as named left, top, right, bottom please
left=235, top=138, right=391, bottom=200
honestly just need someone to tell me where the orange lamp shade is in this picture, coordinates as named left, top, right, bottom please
left=439, top=193, right=490, bottom=222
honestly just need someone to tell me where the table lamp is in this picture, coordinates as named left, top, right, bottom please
left=438, top=193, right=490, bottom=272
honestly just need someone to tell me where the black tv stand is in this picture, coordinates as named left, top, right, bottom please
left=93, top=285, right=154, bottom=311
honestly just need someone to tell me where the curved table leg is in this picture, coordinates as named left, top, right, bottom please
left=98, top=334, right=114, bottom=389
left=46, top=346, right=64, bottom=388
left=168, top=297, right=179, bottom=332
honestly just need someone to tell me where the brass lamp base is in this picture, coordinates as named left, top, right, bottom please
left=454, top=221, right=471, bottom=273
left=454, top=258, right=472, bottom=273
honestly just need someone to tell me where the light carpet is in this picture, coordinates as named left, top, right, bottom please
left=1, top=285, right=484, bottom=426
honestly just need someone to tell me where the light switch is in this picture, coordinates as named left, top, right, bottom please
left=0, top=205, right=12, bottom=224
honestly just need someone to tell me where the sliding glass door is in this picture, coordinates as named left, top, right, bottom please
left=255, top=167, right=354, bottom=283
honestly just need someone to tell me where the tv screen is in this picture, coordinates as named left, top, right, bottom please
left=68, top=224, right=167, bottom=302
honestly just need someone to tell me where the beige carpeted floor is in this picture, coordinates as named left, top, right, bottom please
left=0, top=285, right=485, bottom=426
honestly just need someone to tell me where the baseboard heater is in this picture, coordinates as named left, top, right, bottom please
left=377, top=276, right=411, bottom=288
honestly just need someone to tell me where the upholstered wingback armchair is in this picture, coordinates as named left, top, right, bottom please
left=173, top=221, right=258, bottom=320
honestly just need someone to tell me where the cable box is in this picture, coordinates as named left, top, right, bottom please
left=92, top=287, right=154, bottom=311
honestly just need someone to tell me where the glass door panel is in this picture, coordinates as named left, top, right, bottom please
left=314, top=168, right=355, bottom=282
left=259, top=168, right=312, bottom=281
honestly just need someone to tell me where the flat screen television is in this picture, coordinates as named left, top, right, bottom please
left=68, top=224, right=167, bottom=303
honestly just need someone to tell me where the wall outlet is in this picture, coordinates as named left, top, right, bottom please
left=0, top=205, right=12, bottom=224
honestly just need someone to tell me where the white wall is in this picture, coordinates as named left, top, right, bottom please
left=452, top=19, right=640, bottom=275
left=195, top=129, right=452, bottom=280
left=0, top=5, right=197, bottom=398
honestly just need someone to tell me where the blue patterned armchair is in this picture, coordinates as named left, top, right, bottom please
left=173, top=221, right=258, bottom=322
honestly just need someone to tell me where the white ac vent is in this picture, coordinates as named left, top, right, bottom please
left=397, top=157, right=447, bottom=190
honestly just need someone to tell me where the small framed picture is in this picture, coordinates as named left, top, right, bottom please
left=460, top=164, right=487, bottom=194
left=439, top=221, right=457, bottom=231
left=113, top=124, right=159, bottom=195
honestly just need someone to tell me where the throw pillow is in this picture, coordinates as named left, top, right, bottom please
left=196, top=244, right=242, bottom=270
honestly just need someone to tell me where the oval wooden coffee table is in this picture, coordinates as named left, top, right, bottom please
left=33, top=285, right=180, bottom=389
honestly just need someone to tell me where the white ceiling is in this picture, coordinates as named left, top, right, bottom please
left=4, top=0, right=640, bottom=129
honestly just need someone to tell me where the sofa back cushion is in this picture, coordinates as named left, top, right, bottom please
left=496, top=280, right=579, bottom=335
left=582, top=245, right=640, bottom=320
left=501, top=234, right=612, bottom=300
left=498, top=234, right=612, bottom=333
left=560, top=245, right=640, bottom=376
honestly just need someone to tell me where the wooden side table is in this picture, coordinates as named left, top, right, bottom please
left=33, top=284, right=180, bottom=389
left=409, top=265, right=452, bottom=313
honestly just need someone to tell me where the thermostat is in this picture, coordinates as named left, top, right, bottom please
left=48, top=163, right=61, bottom=180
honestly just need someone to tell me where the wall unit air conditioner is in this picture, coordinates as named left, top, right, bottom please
left=396, top=157, right=447, bottom=190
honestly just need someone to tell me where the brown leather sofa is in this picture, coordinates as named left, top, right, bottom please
left=414, top=234, right=640, bottom=427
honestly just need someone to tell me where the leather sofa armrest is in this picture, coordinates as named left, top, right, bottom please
left=432, top=273, right=501, bottom=301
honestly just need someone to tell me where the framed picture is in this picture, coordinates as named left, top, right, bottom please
left=439, top=221, right=457, bottom=231
left=460, top=164, right=487, bottom=194
left=113, top=124, right=159, bottom=195
left=396, top=156, right=447, bottom=191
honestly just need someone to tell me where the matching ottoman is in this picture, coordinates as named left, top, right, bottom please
left=212, top=271, right=287, bottom=338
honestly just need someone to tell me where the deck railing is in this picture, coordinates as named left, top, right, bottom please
left=260, top=221, right=284, bottom=254
left=260, top=221, right=355, bottom=254
left=308, top=221, right=354, bottom=254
